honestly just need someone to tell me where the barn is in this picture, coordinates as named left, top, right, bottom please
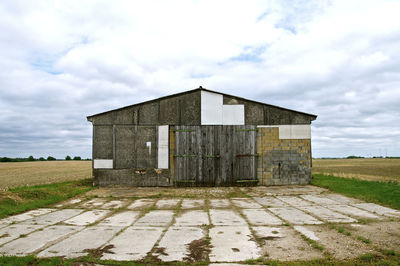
left=87, top=87, right=317, bottom=187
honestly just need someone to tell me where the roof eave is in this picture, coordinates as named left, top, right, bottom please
left=86, top=87, right=318, bottom=121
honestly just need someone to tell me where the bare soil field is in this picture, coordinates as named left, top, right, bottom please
left=0, top=161, right=91, bottom=189
left=312, top=158, right=400, bottom=182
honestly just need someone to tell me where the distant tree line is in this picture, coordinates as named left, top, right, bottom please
left=0, top=156, right=91, bottom=162
left=313, top=156, right=400, bottom=159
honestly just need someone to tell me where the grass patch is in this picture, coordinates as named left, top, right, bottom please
left=1, top=252, right=400, bottom=265
left=0, top=255, right=66, bottom=266
left=331, top=225, right=352, bottom=236
left=357, top=236, right=371, bottom=244
left=311, top=174, right=400, bottom=209
left=226, top=190, right=250, bottom=198
left=300, top=234, right=324, bottom=251
left=0, top=179, right=94, bottom=219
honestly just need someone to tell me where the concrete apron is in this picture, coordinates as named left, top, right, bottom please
left=0, top=187, right=398, bottom=263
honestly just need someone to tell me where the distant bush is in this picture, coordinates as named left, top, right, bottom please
left=0, top=157, right=12, bottom=162
left=47, top=156, right=56, bottom=161
left=27, top=156, right=35, bottom=161
left=65, top=156, right=71, bottom=160
left=38, top=157, right=45, bottom=161
left=73, top=156, right=81, bottom=161
left=346, top=155, right=364, bottom=159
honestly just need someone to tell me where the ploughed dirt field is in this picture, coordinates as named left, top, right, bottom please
left=0, top=161, right=91, bottom=189
left=312, top=158, right=400, bottom=182
left=0, top=185, right=399, bottom=264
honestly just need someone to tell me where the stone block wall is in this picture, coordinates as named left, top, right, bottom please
left=257, top=127, right=311, bottom=185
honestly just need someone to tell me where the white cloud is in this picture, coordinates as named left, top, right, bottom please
left=0, top=0, right=399, bottom=158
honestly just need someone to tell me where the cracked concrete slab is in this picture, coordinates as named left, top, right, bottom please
left=209, top=226, right=260, bottom=262
left=21, top=209, right=84, bottom=225
left=157, top=226, right=204, bottom=261
left=181, top=199, right=204, bottom=209
left=101, top=200, right=129, bottom=209
left=352, top=203, right=400, bottom=218
left=241, top=209, right=282, bottom=226
left=0, top=225, right=83, bottom=255
left=54, top=198, right=82, bottom=208
left=253, top=197, right=288, bottom=207
left=231, top=198, right=262, bottom=209
left=0, top=209, right=55, bottom=225
left=252, top=226, right=285, bottom=239
left=0, top=224, right=45, bottom=245
left=209, top=199, right=231, bottom=208
left=98, top=211, right=139, bottom=226
left=63, top=210, right=110, bottom=226
left=155, top=199, right=181, bottom=209
left=259, top=186, right=327, bottom=196
left=134, top=210, right=174, bottom=227
left=101, top=227, right=163, bottom=261
left=293, top=225, right=319, bottom=241
left=326, top=204, right=382, bottom=220
left=209, top=210, right=247, bottom=226
left=208, top=263, right=254, bottom=266
left=300, top=195, right=340, bottom=205
left=80, top=198, right=108, bottom=208
left=174, top=210, right=209, bottom=226
left=38, top=226, right=122, bottom=258
left=276, top=196, right=314, bottom=206
left=299, top=206, right=357, bottom=223
left=325, top=194, right=361, bottom=204
left=253, top=226, right=324, bottom=261
left=127, top=199, right=155, bottom=210
left=269, top=207, right=323, bottom=225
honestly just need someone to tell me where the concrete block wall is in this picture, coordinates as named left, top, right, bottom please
left=93, top=169, right=170, bottom=186
left=257, top=127, right=311, bottom=185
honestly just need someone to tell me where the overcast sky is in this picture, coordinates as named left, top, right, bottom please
left=1, top=0, right=399, bottom=159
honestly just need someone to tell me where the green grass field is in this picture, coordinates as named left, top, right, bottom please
left=0, top=179, right=94, bottom=219
left=312, top=174, right=400, bottom=210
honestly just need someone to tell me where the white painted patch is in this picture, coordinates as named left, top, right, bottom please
left=258, top=124, right=311, bottom=139
left=201, top=91, right=245, bottom=125
left=222, top=105, right=244, bottom=125
left=93, top=159, right=113, bottom=169
left=157, top=125, right=169, bottom=169
left=201, top=91, right=223, bottom=125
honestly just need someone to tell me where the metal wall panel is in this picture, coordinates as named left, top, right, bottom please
left=257, top=125, right=311, bottom=139
left=201, top=91, right=223, bottom=125
left=93, top=159, right=113, bottom=169
left=157, top=125, right=169, bottom=169
left=222, top=105, right=244, bottom=125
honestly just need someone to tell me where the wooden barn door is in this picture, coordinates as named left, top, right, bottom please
left=173, top=126, right=200, bottom=186
left=232, top=125, right=258, bottom=185
left=174, top=125, right=257, bottom=186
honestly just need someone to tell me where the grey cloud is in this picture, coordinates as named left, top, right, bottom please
left=0, top=0, right=399, bottom=159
